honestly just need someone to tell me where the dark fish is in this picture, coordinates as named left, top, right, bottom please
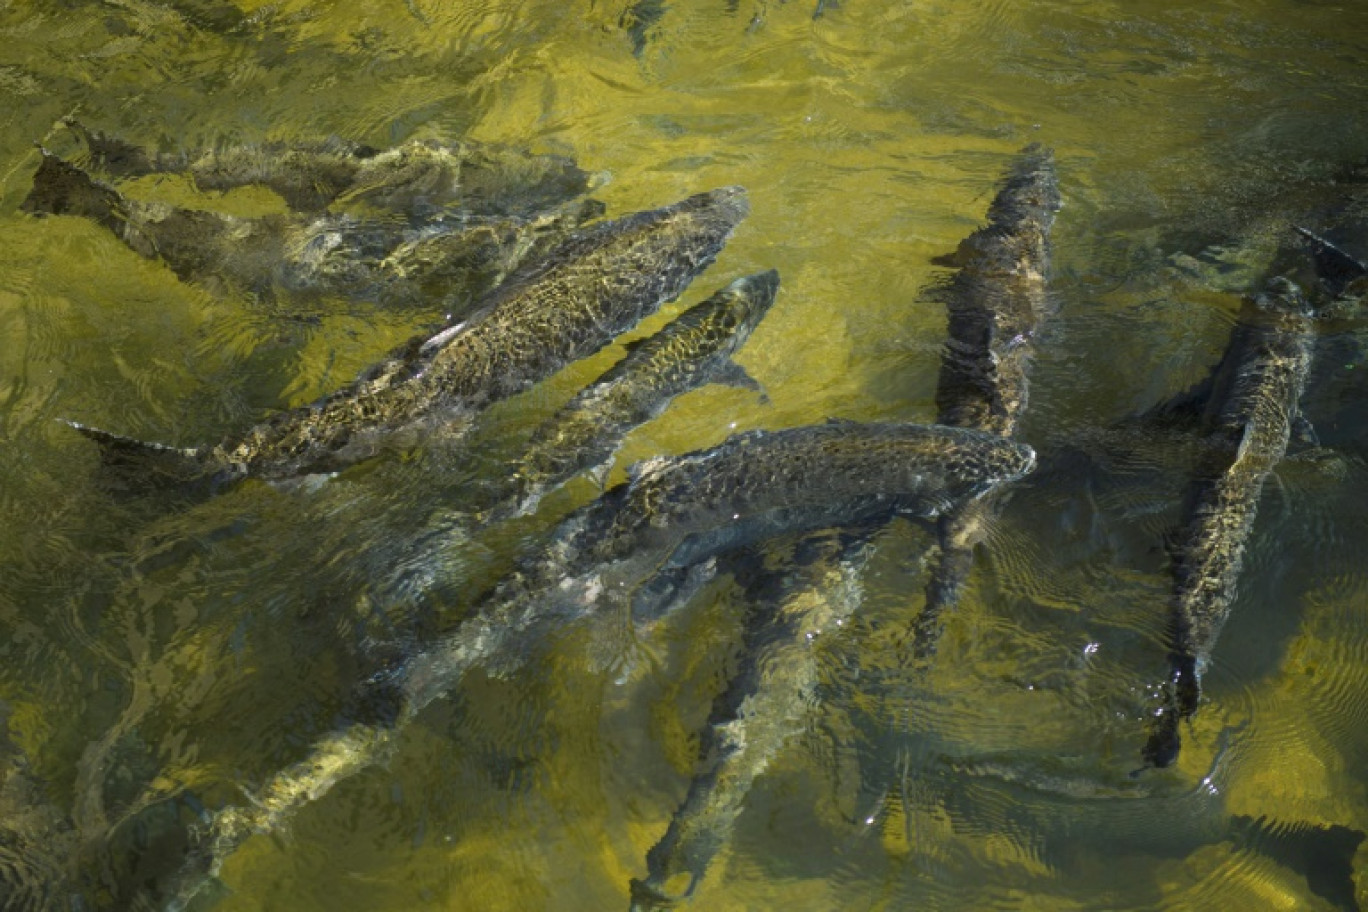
left=63, top=118, right=593, bottom=218
left=163, top=421, right=1035, bottom=909
left=629, top=526, right=880, bottom=910
left=66, top=186, right=749, bottom=490
left=912, top=143, right=1060, bottom=656
left=492, top=269, right=776, bottom=521
left=925, top=752, right=1363, bottom=912
left=1142, top=278, right=1320, bottom=769
left=21, top=149, right=600, bottom=306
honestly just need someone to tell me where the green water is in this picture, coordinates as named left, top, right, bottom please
left=2, top=0, right=1368, bottom=909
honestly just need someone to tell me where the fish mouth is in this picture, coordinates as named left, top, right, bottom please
left=730, top=268, right=781, bottom=326
left=700, top=185, right=750, bottom=224
left=741, top=267, right=780, bottom=299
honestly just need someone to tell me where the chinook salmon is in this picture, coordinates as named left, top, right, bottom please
left=62, top=118, right=593, bottom=218
left=489, top=269, right=776, bottom=521
left=629, top=526, right=880, bottom=910
left=161, top=421, right=1035, bottom=910
left=65, top=186, right=749, bottom=489
left=21, top=149, right=600, bottom=307
left=1142, top=277, right=1321, bottom=768
left=911, top=143, right=1060, bottom=657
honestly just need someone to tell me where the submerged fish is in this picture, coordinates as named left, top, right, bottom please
left=1142, top=277, right=1320, bottom=768
left=22, top=149, right=600, bottom=307
left=924, top=752, right=1363, bottom=912
left=629, top=526, right=880, bottom=910
left=912, top=143, right=1060, bottom=656
left=63, top=118, right=593, bottom=218
left=491, top=269, right=776, bottom=521
left=162, top=421, right=1035, bottom=909
left=67, top=186, right=749, bottom=490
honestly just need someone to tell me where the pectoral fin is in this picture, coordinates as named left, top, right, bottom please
left=714, top=360, right=767, bottom=401
left=586, top=459, right=613, bottom=491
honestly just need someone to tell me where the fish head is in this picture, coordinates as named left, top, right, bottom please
left=668, top=185, right=750, bottom=242
left=700, top=269, right=780, bottom=348
left=940, top=430, right=1037, bottom=502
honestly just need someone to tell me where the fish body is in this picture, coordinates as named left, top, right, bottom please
left=63, top=119, right=593, bottom=218
left=68, top=186, right=749, bottom=487
left=931, top=143, right=1060, bottom=438
left=914, top=144, right=1060, bottom=655
left=497, top=269, right=777, bottom=519
left=630, top=527, right=879, bottom=910
left=22, top=150, right=599, bottom=307
left=1144, top=278, right=1318, bottom=767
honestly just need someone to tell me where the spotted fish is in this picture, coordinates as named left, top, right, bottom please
left=911, top=143, right=1060, bottom=657
left=1142, top=277, right=1322, bottom=768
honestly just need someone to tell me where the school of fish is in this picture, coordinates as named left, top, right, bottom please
left=5, top=124, right=1367, bottom=912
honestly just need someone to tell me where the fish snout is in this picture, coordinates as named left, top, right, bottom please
left=731, top=268, right=781, bottom=322
left=701, top=184, right=750, bottom=224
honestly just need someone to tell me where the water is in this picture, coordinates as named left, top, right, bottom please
left=2, top=0, right=1367, bottom=909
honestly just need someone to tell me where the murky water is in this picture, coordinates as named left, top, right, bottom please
left=2, top=0, right=1368, bottom=909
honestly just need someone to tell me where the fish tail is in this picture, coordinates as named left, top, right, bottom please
left=1139, top=650, right=1200, bottom=770
left=1231, top=814, right=1365, bottom=912
left=627, top=876, right=685, bottom=911
left=64, top=420, right=218, bottom=495
left=21, top=149, right=126, bottom=230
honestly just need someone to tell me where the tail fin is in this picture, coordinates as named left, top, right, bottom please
left=1232, top=814, right=1365, bottom=912
left=66, top=420, right=218, bottom=495
left=21, top=148, right=125, bottom=231
left=1295, top=226, right=1368, bottom=299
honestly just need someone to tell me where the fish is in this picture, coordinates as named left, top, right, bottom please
left=161, top=421, right=1035, bottom=910
left=1142, top=277, right=1320, bottom=768
left=21, top=149, right=602, bottom=307
left=490, top=269, right=776, bottom=521
left=919, top=749, right=1363, bottom=911
left=61, top=118, right=594, bottom=218
left=629, top=525, right=881, bottom=910
left=911, top=143, right=1060, bottom=657
left=65, top=186, right=750, bottom=490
